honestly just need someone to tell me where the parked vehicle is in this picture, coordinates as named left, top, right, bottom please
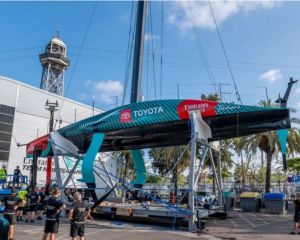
left=195, top=191, right=216, bottom=206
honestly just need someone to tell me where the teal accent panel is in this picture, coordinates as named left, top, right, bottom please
left=58, top=100, right=182, bottom=138
left=26, top=141, right=51, bottom=158
left=77, top=133, right=105, bottom=183
left=215, top=102, right=275, bottom=115
left=277, top=129, right=288, bottom=155
left=130, top=150, right=146, bottom=187
left=41, top=141, right=52, bottom=157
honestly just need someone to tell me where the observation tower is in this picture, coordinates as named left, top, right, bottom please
left=39, top=30, right=70, bottom=96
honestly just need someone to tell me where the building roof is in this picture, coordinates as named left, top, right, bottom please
left=51, top=36, right=66, bottom=47
left=0, top=75, right=102, bottom=113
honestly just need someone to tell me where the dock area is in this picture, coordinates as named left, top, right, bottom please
left=95, top=202, right=220, bottom=220
left=12, top=208, right=296, bottom=240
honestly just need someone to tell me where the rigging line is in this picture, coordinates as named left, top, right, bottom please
left=208, top=0, right=242, bottom=105
left=0, top=46, right=44, bottom=53
left=186, top=1, right=220, bottom=95
left=146, top=6, right=150, bottom=101
left=54, top=1, right=98, bottom=129
left=149, top=1, right=157, bottom=100
left=122, top=2, right=137, bottom=106
left=5, top=45, right=300, bottom=70
left=160, top=0, right=164, bottom=100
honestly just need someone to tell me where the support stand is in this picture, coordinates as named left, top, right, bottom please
left=217, top=150, right=223, bottom=207
left=194, top=147, right=208, bottom=187
left=187, top=110, right=222, bottom=232
left=100, top=161, right=118, bottom=197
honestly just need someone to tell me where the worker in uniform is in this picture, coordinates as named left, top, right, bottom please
left=16, top=185, right=29, bottom=222
left=42, top=188, right=66, bottom=240
left=1, top=188, right=24, bottom=240
left=68, top=192, right=91, bottom=240
left=25, top=187, right=40, bottom=223
left=0, top=164, right=7, bottom=188
left=13, top=166, right=22, bottom=189
left=290, top=193, right=300, bottom=234
left=37, top=187, right=47, bottom=220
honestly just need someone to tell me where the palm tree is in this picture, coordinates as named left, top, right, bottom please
left=236, top=99, right=300, bottom=193
left=113, top=150, right=145, bottom=182
left=113, top=150, right=134, bottom=181
left=149, top=145, right=191, bottom=202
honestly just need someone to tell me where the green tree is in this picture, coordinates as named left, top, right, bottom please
left=146, top=175, right=163, bottom=184
left=236, top=99, right=300, bottom=193
left=287, top=158, right=300, bottom=172
left=201, top=93, right=220, bottom=101
left=149, top=146, right=191, bottom=201
left=202, top=140, right=234, bottom=192
left=113, top=150, right=144, bottom=182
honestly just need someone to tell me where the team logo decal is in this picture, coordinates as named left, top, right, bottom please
left=120, top=109, right=132, bottom=123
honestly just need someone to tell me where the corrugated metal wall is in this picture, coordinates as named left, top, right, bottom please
left=0, top=104, right=15, bottom=161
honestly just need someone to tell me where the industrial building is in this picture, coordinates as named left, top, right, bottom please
left=0, top=33, right=118, bottom=193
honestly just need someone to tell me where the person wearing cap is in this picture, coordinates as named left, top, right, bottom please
left=1, top=188, right=24, bottom=240
left=13, top=166, right=22, bottom=189
left=0, top=164, right=7, bottom=188
left=16, top=185, right=29, bottom=222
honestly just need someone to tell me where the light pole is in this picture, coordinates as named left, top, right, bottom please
left=219, top=83, right=230, bottom=102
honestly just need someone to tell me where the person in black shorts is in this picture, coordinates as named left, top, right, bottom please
left=16, top=185, right=29, bottom=222
left=37, top=187, right=47, bottom=220
left=1, top=188, right=24, bottom=240
left=42, top=188, right=66, bottom=240
left=68, top=192, right=90, bottom=240
left=13, top=166, right=22, bottom=189
left=290, top=193, right=300, bottom=234
left=26, top=187, right=40, bottom=223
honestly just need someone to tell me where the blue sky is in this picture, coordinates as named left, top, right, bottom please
left=0, top=1, right=300, bottom=119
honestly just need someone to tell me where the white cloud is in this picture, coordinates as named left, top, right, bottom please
left=166, top=1, right=278, bottom=32
left=295, top=102, right=300, bottom=108
left=78, top=93, right=87, bottom=99
left=84, top=80, right=92, bottom=85
left=80, top=80, right=123, bottom=105
left=145, top=34, right=160, bottom=41
left=295, top=88, right=300, bottom=94
left=259, top=69, right=282, bottom=83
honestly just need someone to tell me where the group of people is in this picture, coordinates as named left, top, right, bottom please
left=1, top=187, right=91, bottom=240
left=0, top=164, right=24, bottom=189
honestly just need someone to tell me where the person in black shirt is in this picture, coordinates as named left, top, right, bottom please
left=290, top=193, right=300, bottom=234
left=68, top=192, right=90, bottom=240
left=37, top=187, right=47, bottom=220
left=42, top=188, right=66, bottom=240
left=13, top=166, right=22, bottom=189
left=25, top=187, right=40, bottom=223
left=1, top=188, right=24, bottom=240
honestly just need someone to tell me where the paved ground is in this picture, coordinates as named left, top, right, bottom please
left=12, top=218, right=216, bottom=240
left=11, top=208, right=298, bottom=240
left=206, top=209, right=297, bottom=240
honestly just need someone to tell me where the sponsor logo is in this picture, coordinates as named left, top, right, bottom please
left=120, top=109, right=132, bottom=123
left=177, top=100, right=218, bottom=119
left=133, top=107, right=164, bottom=117
left=217, top=104, right=240, bottom=112
left=65, top=157, right=82, bottom=170
left=184, top=103, right=209, bottom=113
